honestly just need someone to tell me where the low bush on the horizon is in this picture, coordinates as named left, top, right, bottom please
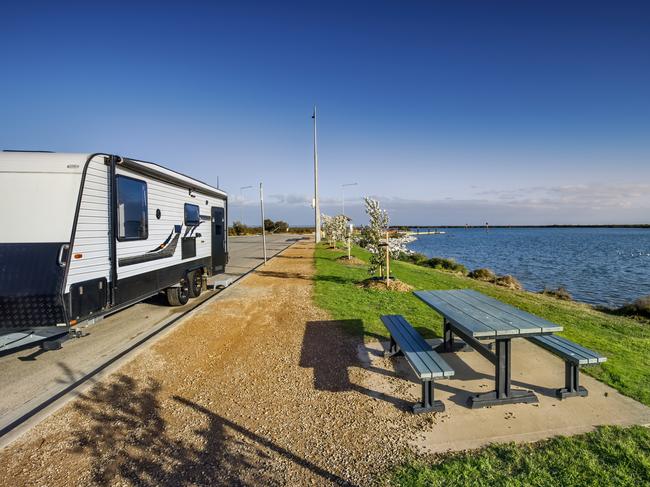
left=391, top=425, right=650, bottom=486
left=229, top=222, right=313, bottom=236
left=397, top=253, right=467, bottom=274
left=494, top=274, right=523, bottom=290
left=230, top=220, right=251, bottom=236
left=264, top=218, right=288, bottom=233
left=606, top=295, right=650, bottom=321
left=541, top=286, right=573, bottom=301
left=467, top=268, right=523, bottom=290
left=397, top=251, right=428, bottom=265
left=468, top=268, right=496, bottom=281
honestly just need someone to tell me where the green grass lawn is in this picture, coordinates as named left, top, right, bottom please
left=313, top=244, right=650, bottom=407
left=313, top=244, right=650, bottom=486
left=392, top=425, right=650, bottom=486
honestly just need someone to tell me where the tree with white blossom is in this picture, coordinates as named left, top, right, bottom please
left=322, top=213, right=349, bottom=249
left=321, top=214, right=335, bottom=248
left=362, top=197, right=389, bottom=276
left=332, top=214, right=349, bottom=248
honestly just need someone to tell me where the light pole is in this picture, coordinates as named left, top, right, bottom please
left=341, top=182, right=358, bottom=216
left=259, top=182, right=267, bottom=263
left=312, top=106, right=321, bottom=243
left=239, top=185, right=253, bottom=223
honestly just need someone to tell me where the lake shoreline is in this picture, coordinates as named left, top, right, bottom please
left=406, top=227, right=650, bottom=308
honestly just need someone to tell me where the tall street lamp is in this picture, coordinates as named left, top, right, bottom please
left=341, top=182, right=358, bottom=216
left=259, top=182, right=267, bottom=263
left=312, top=106, right=321, bottom=243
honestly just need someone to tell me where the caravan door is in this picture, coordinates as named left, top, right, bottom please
left=211, top=207, right=226, bottom=273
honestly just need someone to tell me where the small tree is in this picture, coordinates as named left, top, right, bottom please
left=274, top=220, right=289, bottom=232
left=321, top=214, right=335, bottom=247
left=332, top=215, right=348, bottom=248
left=231, top=221, right=248, bottom=236
left=264, top=219, right=289, bottom=233
left=363, top=197, right=389, bottom=276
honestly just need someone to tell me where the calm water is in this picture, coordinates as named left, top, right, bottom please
left=407, top=228, right=650, bottom=307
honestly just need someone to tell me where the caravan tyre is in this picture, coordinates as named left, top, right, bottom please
left=166, top=284, right=190, bottom=306
left=188, top=270, right=203, bottom=298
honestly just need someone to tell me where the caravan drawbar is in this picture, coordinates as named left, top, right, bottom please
left=0, top=151, right=228, bottom=348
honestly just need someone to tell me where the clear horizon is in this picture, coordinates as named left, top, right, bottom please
left=2, top=1, right=649, bottom=226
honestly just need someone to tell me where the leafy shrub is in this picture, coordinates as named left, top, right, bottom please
left=231, top=221, right=248, bottom=236
left=264, top=219, right=289, bottom=233
left=495, top=274, right=523, bottom=290
left=397, top=253, right=467, bottom=274
left=397, top=252, right=428, bottom=265
left=422, top=257, right=467, bottom=274
left=468, top=268, right=497, bottom=281
left=541, top=286, right=573, bottom=301
left=616, top=295, right=650, bottom=319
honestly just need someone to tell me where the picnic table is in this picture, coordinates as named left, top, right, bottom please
left=414, top=289, right=563, bottom=408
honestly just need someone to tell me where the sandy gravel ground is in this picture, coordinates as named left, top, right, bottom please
left=0, top=240, right=431, bottom=486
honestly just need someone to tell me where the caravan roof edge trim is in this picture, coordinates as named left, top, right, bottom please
left=120, top=158, right=227, bottom=201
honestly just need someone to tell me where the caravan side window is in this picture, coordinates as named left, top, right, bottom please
left=116, top=175, right=148, bottom=240
left=184, top=203, right=200, bottom=226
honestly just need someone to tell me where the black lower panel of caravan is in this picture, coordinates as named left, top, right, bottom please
left=114, top=256, right=211, bottom=306
left=0, top=243, right=67, bottom=329
left=68, top=278, right=108, bottom=321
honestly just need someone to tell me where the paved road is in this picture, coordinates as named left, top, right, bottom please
left=0, top=234, right=301, bottom=441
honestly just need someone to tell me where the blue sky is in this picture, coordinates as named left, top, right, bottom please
left=2, top=1, right=649, bottom=225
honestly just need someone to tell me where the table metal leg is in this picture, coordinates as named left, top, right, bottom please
left=434, top=319, right=468, bottom=353
left=468, top=337, right=538, bottom=408
left=444, top=319, right=453, bottom=352
left=495, top=338, right=511, bottom=398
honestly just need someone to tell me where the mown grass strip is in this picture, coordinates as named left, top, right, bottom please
left=391, top=425, right=650, bottom=486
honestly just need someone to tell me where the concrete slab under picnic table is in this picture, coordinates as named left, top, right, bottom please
left=358, top=337, right=650, bottom=454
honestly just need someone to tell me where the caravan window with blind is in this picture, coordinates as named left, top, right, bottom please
left=116, top=175, right=148, bottom=240
left=184, top=203, right=200, bottom=226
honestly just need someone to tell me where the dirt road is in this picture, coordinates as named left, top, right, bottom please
left=0, top=234, right=297, bottom=443
left=0, top=240, right=425, bottom=486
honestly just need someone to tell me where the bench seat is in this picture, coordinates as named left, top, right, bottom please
left=526, top=334, right=606, bottom=398
left=381, top=315, right=454, bottom=413
left=527, top=335, right=606, bottom=365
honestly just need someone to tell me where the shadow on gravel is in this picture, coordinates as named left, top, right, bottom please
left=255, top=270, right=312, bottom=280
left=300, top=320, right=411, bottom=412
left=255, top=269, right=359, bottom=286
left=70, top=373, right=348, bottom=486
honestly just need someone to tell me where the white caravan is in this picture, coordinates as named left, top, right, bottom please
left=0, top=151, right=228, bottom=350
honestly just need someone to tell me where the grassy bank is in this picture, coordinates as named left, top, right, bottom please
left=392, top=425, right=650, bottom=486
left=313, top=244, right=650, bottom=407
left=313, top=244, right=650, bottom=485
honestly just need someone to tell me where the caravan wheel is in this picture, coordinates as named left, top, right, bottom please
left=188, top=270, right=203, bottom=298
left=166, top=284, right=190, bottom=306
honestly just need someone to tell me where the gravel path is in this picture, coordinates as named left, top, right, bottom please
left=0, top=241, right=434, bottom=486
